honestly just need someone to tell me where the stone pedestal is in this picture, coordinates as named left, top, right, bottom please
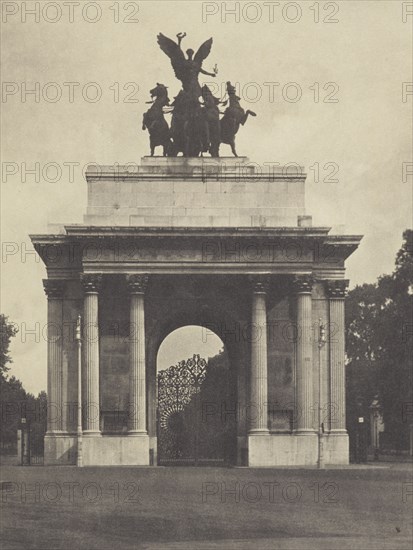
left=249, top=434, right=318, bottom=467
left=44, top=434, right=77, bottom=465
left=82, top=436, right=149, bottom=466
left=84, top=157, right=307, bottom=228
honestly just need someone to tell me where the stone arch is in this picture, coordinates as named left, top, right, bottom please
left=146, top=303, right=247, bottom=465
left=154, top=325, right=236, bottom=465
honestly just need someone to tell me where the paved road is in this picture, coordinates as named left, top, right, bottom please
left=1, top=465, right=412, bottom=549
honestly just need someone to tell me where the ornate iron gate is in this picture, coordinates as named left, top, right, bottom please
left=157, top=354, right=219, bottom=465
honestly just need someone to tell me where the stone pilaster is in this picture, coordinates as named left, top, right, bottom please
left=325, top=279, right=349, bottom=433
left=126, top=275, right=149, bottom=435
left=292, top=275, right=314, bottom=434
left=43, top=280, right=65, bottom=434
left=249, top=276, right=269, bottom=434
left=81, top=274, right=102, bottom=436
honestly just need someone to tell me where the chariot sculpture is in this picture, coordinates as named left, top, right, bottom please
left=142, top=33, right=256, bottom=157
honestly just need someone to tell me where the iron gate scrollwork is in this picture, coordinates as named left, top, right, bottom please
left=157, top=354, right=207, bottom=464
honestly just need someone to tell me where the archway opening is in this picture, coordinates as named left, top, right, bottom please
left=156, top=325, right=236, bottom=466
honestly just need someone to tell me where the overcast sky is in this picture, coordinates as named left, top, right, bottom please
left=1, top=0, right=412, bottom=394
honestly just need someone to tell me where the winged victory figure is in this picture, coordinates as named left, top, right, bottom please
left=157, top=32, right=217, bottom=101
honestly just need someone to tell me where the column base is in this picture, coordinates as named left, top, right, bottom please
left=82, top=431, right=102, bottom=437
left=128, top=430, right=148, bottom=437
left=248, top=429, right=270, bottom=435
left=45, top=430, right=65, bottom=436
left=293, top=429, right=317, bottom=436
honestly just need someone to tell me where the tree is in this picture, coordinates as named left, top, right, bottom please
left=0, top=315, right=18, bottom=379
left=345, top=283, right=381, bottom=456
left=0, top=315, right=47, bottom=455
left=0, top=375, right=27, bottom=453
left=345, top=231, right=413, bottom=451
left=375, top=230, right=413, bottom=449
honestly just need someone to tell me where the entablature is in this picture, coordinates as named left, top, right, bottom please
left=30, top=225, right=362, bottom=278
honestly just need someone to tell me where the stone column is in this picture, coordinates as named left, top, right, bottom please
left=126, top=275, right=149, bottom=435
left=326, top=280, right=349, bottom=433
left=293, top=275, right=314, bottom=434
left=43, top=280, right=65, bottom=434
left=249, top=277, right=269, bottom=434
left=81, top=274, right=102, bottom=436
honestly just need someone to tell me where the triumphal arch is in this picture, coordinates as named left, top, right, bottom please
left=30, top=32, right=361, bottom=466
left=31, top=157, right=361, bottom=466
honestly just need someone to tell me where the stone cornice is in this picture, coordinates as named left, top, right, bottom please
left=85, top=160, right=307, bottom=183
left=62, top=226, right=334, bottom=238
left=30, top=228, right=363, bottom=270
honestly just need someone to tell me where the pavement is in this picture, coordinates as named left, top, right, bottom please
left=1, top=464, right=412, bottom=549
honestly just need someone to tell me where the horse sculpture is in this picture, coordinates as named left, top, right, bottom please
left=220, top=81, right=256, bottom=157
left=142, top=83, right=172, bottom=156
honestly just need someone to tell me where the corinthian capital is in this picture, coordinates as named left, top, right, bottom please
left=126, top=274, right=149, bottom=294
left=292, top=275, right=313, bottom=294
left=249, top=275, right=270, bottom=294
left=43, top=279, right=65, bottom=299
left=81, top=274, right=102, bottom=294
left=325, top=279, right=349, bottom=299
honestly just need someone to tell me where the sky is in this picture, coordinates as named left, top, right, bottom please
left=1, top=0, right=412, bottom=395
left=157, top=326, right=223, bottom=373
